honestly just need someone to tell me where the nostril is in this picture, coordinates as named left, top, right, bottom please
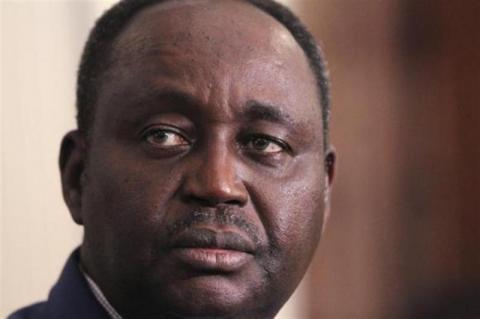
left=186, top=194, right=213, bottom=206
left=224, top=199, right=242, bottom=205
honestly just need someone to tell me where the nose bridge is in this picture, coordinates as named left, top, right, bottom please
left=201, top=136, right=236, bottom=188
left=183, top=133, right=247, bottom=206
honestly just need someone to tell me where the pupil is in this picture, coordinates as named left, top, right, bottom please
left=253, top=138, right=269, bottom=149
left=153, top=131, right=167, bottom=141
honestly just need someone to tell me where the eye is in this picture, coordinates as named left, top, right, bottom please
left=143, top=128, right=190, bottom=148
left=244, top=135, right=286, bottom=154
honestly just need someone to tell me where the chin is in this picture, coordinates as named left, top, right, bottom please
left=155, top=274, right=264, bottom=318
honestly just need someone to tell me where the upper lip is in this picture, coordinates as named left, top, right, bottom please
left=168, top=226, right=256, bottom=254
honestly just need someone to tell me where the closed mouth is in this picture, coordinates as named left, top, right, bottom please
left=168, top=226, right=256, bottom=253
left=167, top=226, right=256, bottom=272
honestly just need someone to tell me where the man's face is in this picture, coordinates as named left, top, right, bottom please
left=67, top=1, right=332, bottom=318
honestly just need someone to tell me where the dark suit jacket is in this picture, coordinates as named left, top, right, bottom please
left=8, top=250, right=110, bottom=319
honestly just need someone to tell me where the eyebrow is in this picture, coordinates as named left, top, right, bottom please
left=135, top=87, right=200, bottom=108
left=131, top=88, right=299, bottom=128
left=243, top=101, right=297, bottom=128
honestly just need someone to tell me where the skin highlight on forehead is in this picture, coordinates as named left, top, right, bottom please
left=108, top=0, right=319, bottom=98
left=112, top=0, right=302, bottom=62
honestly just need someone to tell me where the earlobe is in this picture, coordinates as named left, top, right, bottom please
left=59, top=130, right=87, bottom=225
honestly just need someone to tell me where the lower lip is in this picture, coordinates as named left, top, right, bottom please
left=171, top=248, right=253, bottom=272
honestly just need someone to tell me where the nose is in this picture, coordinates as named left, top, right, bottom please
left=180, top=144, right=248, bottom=207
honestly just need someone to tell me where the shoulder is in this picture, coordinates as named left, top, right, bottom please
left=7, top=302, right=47, bottom=319
left=7, top=249, right=109, bottom=319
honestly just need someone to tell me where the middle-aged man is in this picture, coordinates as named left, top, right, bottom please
left=9, top=0, right=335, bottom=318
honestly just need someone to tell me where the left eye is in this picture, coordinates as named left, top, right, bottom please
left=245, top=136, right=285, bottom=154
left=144, top=129, right=189, bottom=148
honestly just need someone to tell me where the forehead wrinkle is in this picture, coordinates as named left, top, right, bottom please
left=110, top=32, right=197, bottom=74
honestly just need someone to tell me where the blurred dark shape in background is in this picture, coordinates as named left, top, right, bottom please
left=409, top=287, right=480, bottom=319
left=291, top=0, right=480, bottom=318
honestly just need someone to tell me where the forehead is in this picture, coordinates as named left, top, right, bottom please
left=114, top=0, right=302, bottom=61
left=99, top=0, right=322, bottom=133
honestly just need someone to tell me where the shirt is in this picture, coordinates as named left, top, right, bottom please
left=79, top=265, right=123, bottom=319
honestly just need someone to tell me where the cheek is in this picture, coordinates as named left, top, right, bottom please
left=270, top=178, right=325, bottom=254
left=251, top=157, right=326, bottom=275
left=245, top=160, right=325, bottom=305
left=81, top=146, right=182, bottom=267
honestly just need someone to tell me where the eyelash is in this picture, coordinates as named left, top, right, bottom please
left=240, top=134, right=290, bottom=154
left=142, top=127, right=190, bottom=148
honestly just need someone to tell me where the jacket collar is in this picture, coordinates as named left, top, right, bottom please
left=45, top=248, right=109, bottom=319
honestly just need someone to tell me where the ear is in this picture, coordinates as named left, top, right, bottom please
left=322, top=147, right=336, bottom=233
left=325, top=147, right=336, bottom=187
left=59, top=130, right=87, bottom=225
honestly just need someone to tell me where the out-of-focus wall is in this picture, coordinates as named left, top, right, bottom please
left=298, top=1, right=408, bottom=317
left=1, top=2, right=104, bottom=316
left=294, top=1, right=480, bottom=318
left=0, top=1, right=305, bottom=318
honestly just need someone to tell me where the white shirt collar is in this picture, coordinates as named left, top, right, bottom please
left=79, top=264, right=123, bottom=319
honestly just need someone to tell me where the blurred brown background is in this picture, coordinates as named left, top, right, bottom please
left=297, top=0, right=480, bottom=318
left=2, top=1, right=479, bottom=318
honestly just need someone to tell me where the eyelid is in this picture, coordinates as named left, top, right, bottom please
left=140, top=125, right=191, bottom=144
left=140, top=124, right=184, bottom=136
left=242, top=134, right=292, bottom=154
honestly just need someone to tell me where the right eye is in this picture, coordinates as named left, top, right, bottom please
left=143, top=128, right=190, bottom=148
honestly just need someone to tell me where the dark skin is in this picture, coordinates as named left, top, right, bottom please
left=60, top=1, right=335, bottom=318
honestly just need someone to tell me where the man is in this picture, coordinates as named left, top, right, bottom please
left=9, top=0, right=335, bottom=318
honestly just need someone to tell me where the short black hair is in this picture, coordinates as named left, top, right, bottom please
left=77, top=0, right=331, bottom=147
